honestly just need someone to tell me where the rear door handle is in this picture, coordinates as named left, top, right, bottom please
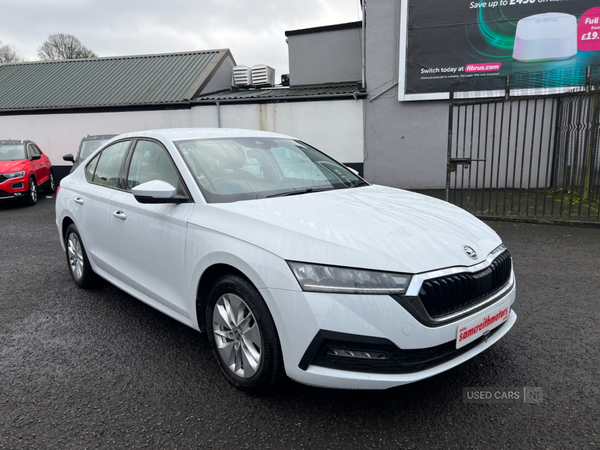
left=74, top=197, right=84, bottom=205
left=112, top=211, right=127, bottom=220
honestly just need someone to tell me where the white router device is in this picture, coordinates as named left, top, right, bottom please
left=512, top=13, right=577, bottom=62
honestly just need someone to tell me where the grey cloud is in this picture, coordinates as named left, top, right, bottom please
left=0, top=0, right=360, bottom=76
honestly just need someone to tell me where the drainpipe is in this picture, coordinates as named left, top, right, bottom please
left=361, top=0, right=368, bottom=182
left=361, top=0, right=366, bottom=91
left=216, top=101, right=222, bottom=128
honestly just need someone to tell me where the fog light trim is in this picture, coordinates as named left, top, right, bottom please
left=326, top=347, right=391, bottom=360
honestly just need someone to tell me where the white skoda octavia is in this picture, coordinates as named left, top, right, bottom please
left=55, top=128, right=516, bottom=393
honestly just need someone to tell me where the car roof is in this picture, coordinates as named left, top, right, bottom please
left=81, top=134, right=118, bottom=142
left=112, top=128, right=294, bottom=142
left=0, top=140, right=31, bottom=145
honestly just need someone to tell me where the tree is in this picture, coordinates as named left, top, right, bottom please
left=37, top=33, right=98, bottom=61
left=0, top=42, right=21, bottom=64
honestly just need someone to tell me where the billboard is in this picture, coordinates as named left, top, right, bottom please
left=398, top=0, right=600, bottom=100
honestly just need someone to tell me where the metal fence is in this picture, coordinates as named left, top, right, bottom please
left=446, top=82, right=600, bottom=225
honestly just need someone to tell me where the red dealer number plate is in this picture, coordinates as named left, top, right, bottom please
left=456, top=300, right=511, bottom=349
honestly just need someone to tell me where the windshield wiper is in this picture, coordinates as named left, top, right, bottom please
left=267, top=187, right=335, bottom=198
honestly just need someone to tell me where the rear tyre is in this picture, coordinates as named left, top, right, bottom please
left=24, top=177, right=37, bottom=206
left=45, top=170, right=55, bottom=194
left=65, top=224, right=96, bottom=288
left=206, top=275, right=285, bottom=394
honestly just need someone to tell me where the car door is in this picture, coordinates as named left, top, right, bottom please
left=27, top=143, right=48, bottom=185
left=73, top=139, right=133, bottom=279
left=103, top=138, right=194, bottom=318
left=34, top=144, right=52, bottom=180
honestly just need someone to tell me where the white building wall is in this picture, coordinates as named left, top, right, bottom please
left=0, top=98, right=363, bottom=168
left=0, top=109, right=206, bottom=166
left=215, top=100, right=364, bottom=163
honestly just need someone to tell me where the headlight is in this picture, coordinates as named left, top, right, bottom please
left=288, top=261, right=412, bottom=295
left=1, top=171, right=25, bottom=179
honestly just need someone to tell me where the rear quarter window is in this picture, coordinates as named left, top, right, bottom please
left=85, top=154, right=100, bottom=182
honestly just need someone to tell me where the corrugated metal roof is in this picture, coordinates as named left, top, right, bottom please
left=194, top=83, right=365, bottom=103
left=0, top=50, right=231, bottom=111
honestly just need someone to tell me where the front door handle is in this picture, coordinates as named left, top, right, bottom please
left=112, top=211, right=127, bottom=221
left=74, top=197, right=84, bottom=205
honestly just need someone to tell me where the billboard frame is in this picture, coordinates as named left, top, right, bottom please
left=397, top=0, right=590, bottom=102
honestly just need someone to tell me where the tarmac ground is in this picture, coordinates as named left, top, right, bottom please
left=1, top=195, right=599, bottom=449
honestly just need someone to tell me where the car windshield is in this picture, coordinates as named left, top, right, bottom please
left=0, top=144, right=26, bottom=161
left=79, top=139, right=111, bottom=160
left=175, top=137, right=367, bottom=203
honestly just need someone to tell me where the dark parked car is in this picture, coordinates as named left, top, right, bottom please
left=63, top=135, right=116, bottom=173
left=0, top=139, right=54, bottom=206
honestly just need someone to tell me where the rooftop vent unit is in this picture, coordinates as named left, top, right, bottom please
left=251, top=65, right=275, bottom=87
left=232, top=65, right=252, bottom=87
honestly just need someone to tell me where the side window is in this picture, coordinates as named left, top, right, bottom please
left=32, top=144, right=42, bottom=156
left=92, top=140, right=130, bottom=188
left=126, top=140, right=180, bottom=190
left=27, top=144, right=36, bottom=159
left=85, top=153, right=100, bottom=182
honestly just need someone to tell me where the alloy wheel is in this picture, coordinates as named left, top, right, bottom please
left=30, top=179, right=37, bottom=203
left=212, top=293, right=263, bottom=378
left=67, top=232, right=84, bottom=281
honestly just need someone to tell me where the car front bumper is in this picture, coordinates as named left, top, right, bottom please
left=262, top=277, right=516, bottom=390
left=0, top=179, right=28, bottom=200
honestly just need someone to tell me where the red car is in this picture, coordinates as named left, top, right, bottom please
left=0, top=140, right=55, bottom=206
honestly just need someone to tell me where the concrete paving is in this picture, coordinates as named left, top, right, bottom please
left=1, top=196, right=599, bottom=449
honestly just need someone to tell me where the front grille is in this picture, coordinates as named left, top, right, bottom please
left=0, top=175, right=7, bottom=183
left=419, top=250, right=512, bottom=319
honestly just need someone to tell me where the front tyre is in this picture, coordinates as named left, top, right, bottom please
left=24, top=177, right=37, bottom=206
left=206, top=275, right=284, bottom=394
left=65, top=224, right=96, bottom=288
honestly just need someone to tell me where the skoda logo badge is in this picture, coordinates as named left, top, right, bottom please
left=463, top=245, right=478, bottom=260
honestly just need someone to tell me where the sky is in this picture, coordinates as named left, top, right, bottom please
left=0, top=0, right=362, bottom=78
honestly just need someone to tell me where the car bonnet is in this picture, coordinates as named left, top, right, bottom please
left=0, top=160, right=28, bottom=173
left=189, top=185, right=503, bottom=274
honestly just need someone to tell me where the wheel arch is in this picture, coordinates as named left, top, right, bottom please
left=61, top=216, right=75, bottom=246
left=190, top=244, right=296, bottom=335
left=195, top=263, right=251, bottom=333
